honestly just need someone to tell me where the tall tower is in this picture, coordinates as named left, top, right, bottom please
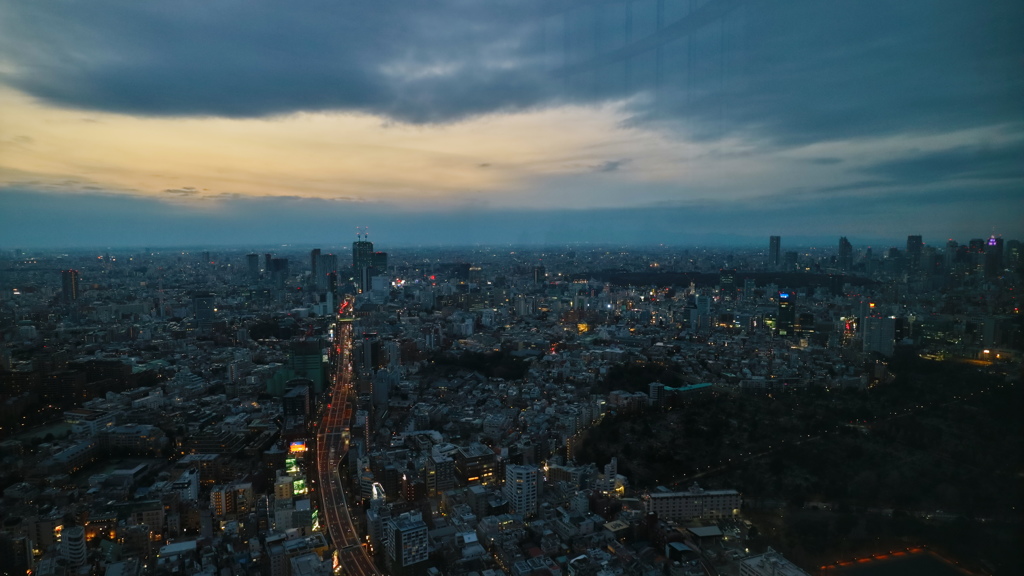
left=838, top=237, right=853, bottom=271
left=768, top=236, right=781, bottom=268
left=353, top=229, right=374, bottom=292
left=246, top=253, right=260, bottom=282
left=61, top=269, right=79, bottom=303
left=906, top=235, right=923, bottom=270
left=310, top=248, right=321, bottom=287
left=777, top=292, right=795, bottom=337
left=984, top=236, right=1004, bottom=278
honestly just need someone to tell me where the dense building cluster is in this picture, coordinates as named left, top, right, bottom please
left=0, top=233, right=1018, bottom=576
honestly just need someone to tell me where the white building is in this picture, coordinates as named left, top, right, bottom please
left=503, top=465, right=539, bottom=517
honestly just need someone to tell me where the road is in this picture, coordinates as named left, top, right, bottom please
left=315, top=316, right=382, bottom=576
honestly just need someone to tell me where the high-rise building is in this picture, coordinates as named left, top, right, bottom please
left=768, top=236, right=781, bottom=268
left=372, top=251, right=388, bottom=272
left=317, top=253, right=338, bottom=291
left=247, top=253, right=261, bottom=282
left=61, top=269, right=79, bottom=303
left=862, top=314, right=896, bottom=357
left=503, top=464, right=539, bottom=517
left=985, top=236, right=1004, bottom=277
left=719, top=269, right=736, bottom=300
left=384, top=512, right=428, bottom=575
left=906, top=235, right=923, bottom=270
left=62, top=525, right=87, bottom=567
left=192, top=292, right=215, bottom=332
left=353, top=239, right=374, bottom=291
left=309, top=248, right=321, bottom=287
left=838, top=237, right=853, bottom=271
left=777, top=292, right=795, bottom=337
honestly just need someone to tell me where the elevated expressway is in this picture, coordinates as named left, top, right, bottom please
left=315, top=316, right=381, bottom=576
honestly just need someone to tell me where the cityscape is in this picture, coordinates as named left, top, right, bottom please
left=0, top=234, right=1019, bottom=576
left=0, top=1, right=1022, bottom=576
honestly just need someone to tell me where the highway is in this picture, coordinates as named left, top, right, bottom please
left=315, top=315, right=382, bottom=576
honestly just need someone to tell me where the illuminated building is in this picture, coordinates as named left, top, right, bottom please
left=768, top=236, right=781, bottom=268
left=503, top=465, right=539, bottom=517
left=454, top=442, right=497, bottom=485
left=777, top=292, right=795, bottom=337
left=384, top=512, right=428, bottom=576
left=641, top=482, right=741, bottom=521
left=985, top=236, right=1003, bottom=277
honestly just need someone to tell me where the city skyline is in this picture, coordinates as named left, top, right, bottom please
left=1, top=0, right=1021, bottom=247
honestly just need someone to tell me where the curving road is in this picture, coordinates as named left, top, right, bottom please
left=315, top=317, right=382, bottom=576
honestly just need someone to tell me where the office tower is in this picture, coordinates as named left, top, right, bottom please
left=768, top=236, right=781, bottom=268
left=984, top=236, right=1003, bottom=278
left=270, top=258, right=289, bottom=289
left=372, top=251, right=388, bottom=272
left=317, top=253, right=338, bottom=291
left=504, top=464, right=539, bottom=517
left=777, top=292, right=795, bottom=337
left=906, top=235, right=923, bottom=270
left=62, top=525, right=87, bottom=567
left=264, top=253, right=272, bottom=272
left=61, top=269, right=79, bottom=303
left=246, top=253, right=260, bottom=282
left=353, top=238, right=374, bottom=291
left=384, top=512, right=428, bottom=576
left=838, top=237, right=853, bottom=271
left=309, top=248, right=321, bottom=287
left=862, top=315, right=896, bottom=357
left=944, top=240, right=958, bottom=270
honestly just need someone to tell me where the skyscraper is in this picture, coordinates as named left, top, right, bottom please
left=777, top=292, right=795, bottom=337
left=309, top=248, right=321, bottom=287
left=906, top=235, right=923, bottom=270
left=985, top=236, right=1004, bottom=278
left=246, top=253, right=260, bottom=282
left=61, top=269, right=79, bottom=303
left=768, top=236, right=781, bottom=268
left=353, top=238, right=374, bottom=291
left=838, top=237, right=853, bottom=271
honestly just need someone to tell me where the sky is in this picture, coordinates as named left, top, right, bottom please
left=0, top=0, right=1021, bottom=249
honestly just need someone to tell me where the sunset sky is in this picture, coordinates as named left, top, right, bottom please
left=1, top=0, right=1021, bottom=248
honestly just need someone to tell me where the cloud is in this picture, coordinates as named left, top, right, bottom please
left=593, top=159, right=631, bottom=173
left=0, top=0, right=1019, bottom=147
left=861, top=141, right=1024, bottom=184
